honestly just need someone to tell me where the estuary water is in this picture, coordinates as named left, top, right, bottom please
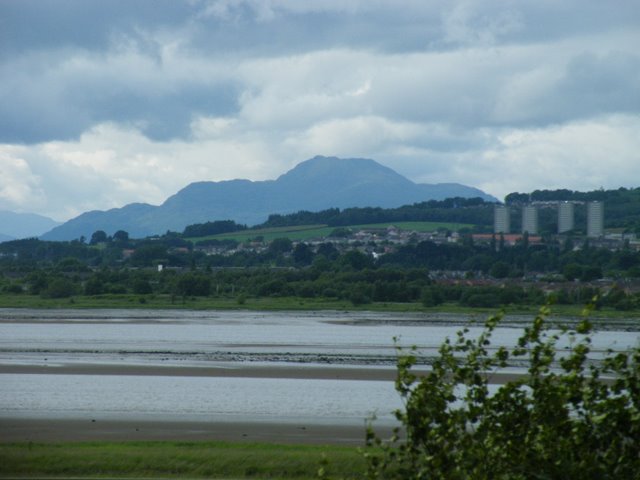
left=0, top=308, right=638, bottom=431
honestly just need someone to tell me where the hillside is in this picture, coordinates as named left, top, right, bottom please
left=0, top=211, right=60, bottom=240
left=41, top=156, right=496, bottom=240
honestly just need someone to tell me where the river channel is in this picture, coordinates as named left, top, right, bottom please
left=1, top=308, right=638, bottom=442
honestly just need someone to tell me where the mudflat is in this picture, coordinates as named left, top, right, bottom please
left=0, top=417, right=385, bottom=445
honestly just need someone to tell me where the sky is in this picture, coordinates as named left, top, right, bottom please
left=1, top=0, right=639, bottom=221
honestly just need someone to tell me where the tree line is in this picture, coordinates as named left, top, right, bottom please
left=2, top=234, right=640, bottom=310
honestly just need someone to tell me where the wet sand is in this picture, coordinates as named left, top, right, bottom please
left=0, top=417, right=387, bottom=445
left=0, top=362, right=525, bottom=382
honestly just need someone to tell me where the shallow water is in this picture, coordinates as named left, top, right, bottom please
left=0, top=308, right=637, bottom=426
left=0, top=373, right=402, bottom=425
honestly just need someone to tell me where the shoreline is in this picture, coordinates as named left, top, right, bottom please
left=1, top=301, right=639, bottom=324
left=0, top=362, right=526, bottom=384
left=0, top=363, right=526, bottom=445
left=0, top=417, right=387, bottom=445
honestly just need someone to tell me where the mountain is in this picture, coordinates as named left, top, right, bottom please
left=0, top=210, right=60, bottom=240
left=41, top=156, right=497, bottom=240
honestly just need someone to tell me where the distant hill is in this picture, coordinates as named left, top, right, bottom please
left=41, top=156, right=497, bottom=240
left=0, top=210, right=60, bottom=240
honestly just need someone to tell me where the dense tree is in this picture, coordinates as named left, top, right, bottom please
left=174, top=273, right=211, bottom=297
left=268, top=237, right=293, bottom=256
left=364, top=306, right=640, bottom=479
left=112, top=230, right=129, bottom=243
left=292, top=242, right=313, bottom=266
left=182, top=220, right=246, bottom=237
left=130, top=244, right=168, bottom=267
left=43, top=277, right=76, bottom=298
left=84, top=275, right=105, bottom=295
left=89, top=230, right=108, bottom=245
left=341, top=250, right=374, bottom=271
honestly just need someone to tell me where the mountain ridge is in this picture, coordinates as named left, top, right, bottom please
left=41, top=156, right=497, bottom=240
left=0, top=210, right=60, bottom=241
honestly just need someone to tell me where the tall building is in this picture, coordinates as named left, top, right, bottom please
left=494, top=205, right=510, bottom=234
left=587, top=201, right=604, bottom=237
left=557, top=202, right=574, bottom=233
left=522, top=205, right=538, bottom=234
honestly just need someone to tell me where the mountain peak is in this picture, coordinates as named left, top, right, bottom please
left=277, top=156, right=410, bottom=187
left=0, top=210, right=60, bottom=240
left=41, top=156, right=496, bottom=240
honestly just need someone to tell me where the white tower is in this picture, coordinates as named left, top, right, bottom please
left=522, top=205, right=538, bottom=235
left=587, top=201, right=604, bottom=237
left=494, top=206, right=510, bottom=234
left=557, top=202, right=574, bottom=234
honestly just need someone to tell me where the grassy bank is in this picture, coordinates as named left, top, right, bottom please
left=186, top=221, right=473, bottom=243
left=0, top=441, right=365, bottom=479
left=0, top=293, right=639, bottom=321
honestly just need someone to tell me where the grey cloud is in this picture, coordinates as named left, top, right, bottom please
left=1, top=0, right=639, bottom=146
left=0, top=0, right=194, bottom=58
left=0, top=44, right=241, bottom=143
left=554, top=52, right=640, bottom=119
left=5, top=1, right=635, bottom=60
left=490, top=50, right=640, bottom=127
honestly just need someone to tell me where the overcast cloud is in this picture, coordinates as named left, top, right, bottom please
left=1, top=0, right=639, bottom=220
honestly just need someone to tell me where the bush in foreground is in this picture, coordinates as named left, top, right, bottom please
left=363, top=303, right=640, bottom=479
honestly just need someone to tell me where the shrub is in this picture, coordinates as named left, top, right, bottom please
left=364, top=303, right=640, bottom=479
left=42, top=278, right=76, bottom=298
left=4, top=283, right=23, bottom=294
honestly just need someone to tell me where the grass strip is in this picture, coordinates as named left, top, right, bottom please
left=0, top=440, right=365, bottom=479
left=186, top=221, right=474, bottom=243
left=0, top=294, right=639, bottom=321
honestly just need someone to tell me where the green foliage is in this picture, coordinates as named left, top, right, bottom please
left=293, top=242, right=314, bottom=266
left=83, top=275, right=105, bottom=295
left=268, top=237, right=294, bottom=255
left=420, top=287, right=443, bottom=307
left=130, top=244, right=168, bottom=266
left=341, top=250, right=374, bottom=271
left=365, top=305, right=640, bottom=479
left=3, top=283, right=23, bottom=294
left=42, top=277, right=77, bottom=298
left=90, top=230, right=108, bottom=245
left=182, top=219, right=247, bottom=237
left=174, top=273, right=211, bottom=296
left=329, top=227, right=353, bottom=238
left=489, top=260, right=510, bottom=279
left=255, top=199, right=491, bottom=230
left=112, top=230, right=129, bottom=243
left=131, top=277, right=153, bottom=295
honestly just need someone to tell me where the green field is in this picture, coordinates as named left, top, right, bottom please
left=186, top=221, right=473, bottom=243
left=0, top=441, right=365, bottom=479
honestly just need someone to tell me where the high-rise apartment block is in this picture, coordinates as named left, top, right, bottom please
left=494, top=205, right=510, bottom=234
left=587, top=201, right=604, bottom=237
left=521, top=205, right=539, bottom=234
left=557, top=202, right=575, bottom=233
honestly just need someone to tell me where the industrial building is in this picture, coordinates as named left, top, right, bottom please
left=493, top=200, right=605, bottom=237
left=587, top=201, right=604, bottom=237
left=557, top=202, right=575, bottom=233
left=521, top=205, right=539, bottom=234
left=494, top=205, right=510, bottom=234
